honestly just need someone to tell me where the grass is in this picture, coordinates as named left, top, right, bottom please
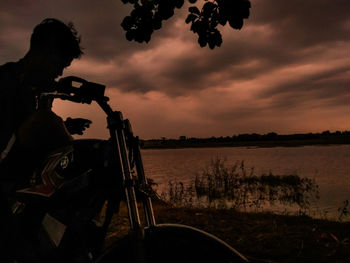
left=106, top=201, right=350, bottom=263
left=161, top=158, right=320, bottom=217
left=153, top=204, right=350, bottom=263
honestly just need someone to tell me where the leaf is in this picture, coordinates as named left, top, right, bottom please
left=198, top=36, right=207, bottom=47
left=121, top=16, right=134, bottom=30
left=152, top=18, right=162, bottom=30
left=203, top=2, right=216, bottom=17
left=125, top=31, right=134, bottom=41
left=218, top=16, right=227, bottom=26
left=208, top=40, right=216, bottom=49
left=158, top=4, right=175, bottom=20
left=215, top=32, right=222, bottom=47
left=175, top=0, right=184, bottom=9
left=229, top=18, right=243, bottom=30
left=144, top=33, right=151, bottom=43
left=185, top=14, right=197, bottom=24
left=240, top=0, right=251, bottom=18
left=189, top=6, right=200, bottom=15
left=208, top=31, right=218, bottom=49
left=134, top=31, right=144, bottom=43
left=141, top=0, right=153, bottom=8
left=190, top=21, right=200, bottom=33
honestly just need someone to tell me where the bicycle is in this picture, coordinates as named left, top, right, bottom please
left=10, top=76, right=249, bottom=263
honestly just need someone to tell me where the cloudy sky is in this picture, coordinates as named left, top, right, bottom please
left=1, top=0, right=350, bottom=139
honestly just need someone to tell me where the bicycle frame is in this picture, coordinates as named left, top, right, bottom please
left=48, top=76, right=157, bottom=228
left=44, top=77, right=157, bottom=259
left=43, top=76, right=249, bottom=263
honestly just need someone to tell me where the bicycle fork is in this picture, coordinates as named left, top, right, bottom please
left=100, top=99, right=156, bottom=262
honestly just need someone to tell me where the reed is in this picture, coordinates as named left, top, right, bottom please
left=162, top=157, right=320, bottom=214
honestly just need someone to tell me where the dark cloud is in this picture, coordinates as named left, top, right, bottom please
left=109, top=71, right=157, bottom=94
left=111, top=0, right=350, bottom=98
left=252, top=0, right=350, bottom=46
left=2, top=0, right=350, bottom=137
left=259, top=64, right=350, bottom=109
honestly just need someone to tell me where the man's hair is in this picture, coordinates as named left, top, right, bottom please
left=30, top=18, right=84, bottom=59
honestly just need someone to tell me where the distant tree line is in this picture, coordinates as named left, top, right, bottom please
left=141, top=130, right=350, bottom=148
left=167, top=130, right=350, bottom=142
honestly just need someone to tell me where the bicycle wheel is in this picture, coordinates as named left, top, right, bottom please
left=97, top=223, right=248, bottom=263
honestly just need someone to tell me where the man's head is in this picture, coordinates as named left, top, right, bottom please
left=25, top=18, right=83, bottom=81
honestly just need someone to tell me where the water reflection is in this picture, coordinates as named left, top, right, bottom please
left=141, top=145, right=350, bottom=221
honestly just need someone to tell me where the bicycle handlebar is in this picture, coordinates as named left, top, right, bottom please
left=51, top=76, right=107, bottom=104
left=39, top=76, right=107, bottom=104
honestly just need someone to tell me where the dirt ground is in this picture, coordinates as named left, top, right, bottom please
left=106, top=202, right=350, bottom=263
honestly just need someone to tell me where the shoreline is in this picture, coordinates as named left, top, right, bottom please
left=141, top=141, right=350, bottom=150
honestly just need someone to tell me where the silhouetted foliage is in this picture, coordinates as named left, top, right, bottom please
left=120, top=0, right=251, bottom=49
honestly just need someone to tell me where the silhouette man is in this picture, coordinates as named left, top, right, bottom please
left=0, top=18, right=90, bottom=261
left=0, top=18, right=92, bottom=167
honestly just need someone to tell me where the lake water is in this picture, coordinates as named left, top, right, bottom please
left=141, top=145, right=350, bottom=220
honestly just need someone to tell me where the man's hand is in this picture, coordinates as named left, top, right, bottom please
left=64, top=117, right=92, bottom=135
